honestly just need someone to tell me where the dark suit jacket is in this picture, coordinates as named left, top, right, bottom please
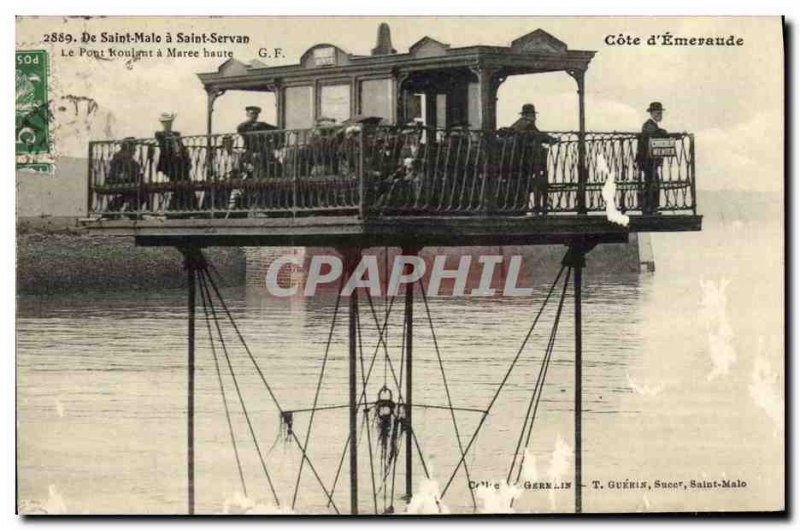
left=237, top=120, right=279, bottom=154
left=155, top=130, right=191, bottom=180
left=636, top=118, right=668, bottom=167
left=108, top=152, right=141, bottom=185
left=509, top=118, right=556, bottom=176
left=236, top=120, right=278, bottom=134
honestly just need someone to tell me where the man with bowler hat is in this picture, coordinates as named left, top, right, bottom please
left=510, top=103, right=557, bottom=214
left=636, top=101, right=668, bottom=214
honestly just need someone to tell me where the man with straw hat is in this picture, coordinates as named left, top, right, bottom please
left=154, top=112, right=195, bottom=212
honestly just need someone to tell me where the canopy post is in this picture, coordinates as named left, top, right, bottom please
left=275, top=83, right=285, bottom=129
left=471, top=65, right=500, bottom=132
left=205, top=88, right=224, bottom=137
left=568, top=68, right=588, bottom=214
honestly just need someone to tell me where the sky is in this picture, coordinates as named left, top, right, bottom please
left=16, top=16, right=784, bottom=191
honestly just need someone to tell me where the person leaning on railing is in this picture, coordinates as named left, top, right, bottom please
left=635, top=101, right=668, bottom=215
left=105, top=136, right=144, bottom=216
left=154, top=112, right=196, bottom=212
left=508, top=104, right=557, bottom=214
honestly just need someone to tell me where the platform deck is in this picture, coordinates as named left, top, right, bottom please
left=81, top=213, right=702, bottom=247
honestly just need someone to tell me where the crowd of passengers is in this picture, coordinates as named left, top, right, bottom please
left=102, top=101, right=670, bottom=216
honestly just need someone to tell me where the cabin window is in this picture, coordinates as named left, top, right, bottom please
left=406, top=93, right=425, bottom=125
left=285, top=85, right=314, bottom=129
left=320, top=84, right=351, bottom=124
left=359, top=78, right=394, bottom=124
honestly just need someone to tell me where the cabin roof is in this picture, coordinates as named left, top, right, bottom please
left=197, top=28, right=596, bottom=92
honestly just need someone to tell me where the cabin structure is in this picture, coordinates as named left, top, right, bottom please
left=81, top=23, right=702, bottom=516
left=84, top=23, right=700, bottom=248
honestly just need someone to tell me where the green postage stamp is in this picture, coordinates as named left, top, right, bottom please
left=16, top=49, right=51, bottom=170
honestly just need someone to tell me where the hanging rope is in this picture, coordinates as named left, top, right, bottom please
left=358, top=289, right=415, bottom=512
left=440, top=265, right=567, bottom=499
left=376, top=387, right=394, bottom=512
left=323, top=286, right=427, bottom=514
left=324, top=290, right=402, bottom=510
left=375, top=386, right=396, bottom=476
left=507, top=267, right=572, bottom=485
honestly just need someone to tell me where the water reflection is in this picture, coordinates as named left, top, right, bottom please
left=16, top=196, right=785, bottom=513
left=17, top=269, right=645, bottom=514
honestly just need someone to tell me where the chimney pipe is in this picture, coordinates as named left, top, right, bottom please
left=371, top=22, right=396, bottom=56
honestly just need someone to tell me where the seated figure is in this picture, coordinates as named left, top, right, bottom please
left=106, top=137, right=145, bottom=215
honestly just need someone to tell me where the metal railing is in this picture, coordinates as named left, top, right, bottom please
left=87, top=125, right=696, bottom=219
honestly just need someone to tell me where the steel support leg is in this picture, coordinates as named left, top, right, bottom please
left=574, top=261, right=583, bottom=513
left=402, top=247, right=419, bottom=501
left=562, top=242, right=592, bottom=514
left=188, top=261, right=195, bottom=514
left=181, top=247, right=204, bottom=515
left=404, top=258, right=414, bottom=500
left=349, top=284, right=359, bottom=514
left=341, top=249, right=361, bottom=515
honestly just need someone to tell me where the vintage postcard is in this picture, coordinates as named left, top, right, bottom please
left=15, top=16, right=785, bottom=515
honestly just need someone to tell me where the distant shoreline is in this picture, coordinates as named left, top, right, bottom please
left=16, top=221, right=245, bottom=294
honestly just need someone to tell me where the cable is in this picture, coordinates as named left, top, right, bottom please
left=327, top=401, right=370, bottom=508
left=198, top=273, right=280, bottom=507
left=440, top=265, right=566, bottom=499
left=202, top=268, right=340, bottom=514
left=418, top=283, right=477, bottom=511
left=291, top=279, right=344, bottom=509
left=507, top=267, right=571, bottom=485
left=356, top=298, right=379, bottom=513
left=198, top=274, right=248, bottom=498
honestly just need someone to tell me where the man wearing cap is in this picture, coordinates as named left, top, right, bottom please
left=509, top=103, right=557, bottom=214
left=237, top=106, right=277, bottom=136
left=154, top=112, right=195, bottom=212
left=237, top=106, right=278, bottom=178
left=636, top=102, right=668, bottom=214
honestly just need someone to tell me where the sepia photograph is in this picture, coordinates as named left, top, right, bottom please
left=14, top=15, right=785, bottom=516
